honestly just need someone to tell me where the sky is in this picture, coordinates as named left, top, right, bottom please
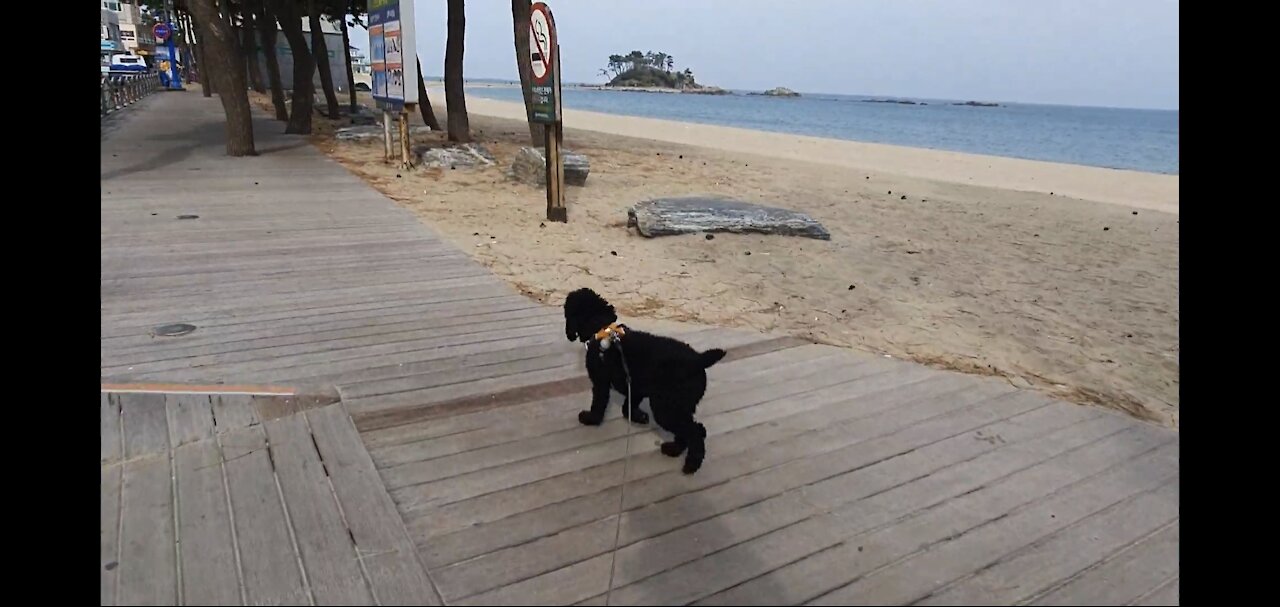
left=358, top=0, right=1179, bottom=110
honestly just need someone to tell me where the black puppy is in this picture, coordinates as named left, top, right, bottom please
left=564, top=287, right=725, bottom=474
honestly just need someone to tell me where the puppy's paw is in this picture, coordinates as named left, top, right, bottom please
left=578, top=410, right=604, bottom=426
left=682, top=458, right=703, bottom=475
left=628, top=408, right=650, bottom=425
left=660, top=441, right=686, bottom=457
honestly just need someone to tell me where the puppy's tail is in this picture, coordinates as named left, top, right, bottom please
left=698, top=348, right=727, bottom=369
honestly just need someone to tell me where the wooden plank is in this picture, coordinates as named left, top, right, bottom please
left=650, top=423, right=1175, bottom=605
left=284, top=332, right=565, bottom=389
left=102, top=276, right=502, bottom=328
left=1131, top=577, right=1179, bottom=606
left=341, top=350, right=583, bottom=400
left=110, top=322, right=557, bottom=380
left=102, top=287, right=513, bottom=338
left=109, top=254, right=468, bottom=279
left=117, top=456, right=177, bottom=605
left=264, top=414, right=374, bottom=605
left=104, top=263, right=488, bottom=300
left=814, top=476, right=1179, bottom=605
left=174, top=440, right=242, bottom=605
left=166, top=393, right=215, bottom=447
left=102, top=392, right=122, bottom=464
left=1029, top=522, right=1179, bottom=606
left=306, top=405, right=442, bottom=606
left=362, top=344, right=840, bottom=451
left=436, top=388, right=1059, bottom=602
left=371, top=350, right=849, bottom=473
left=405, top=365, right=949, bottom=539
left=101, top=465, right=121, bottom=605
left=220, top=425, right=311, bottom=606
left=103, top=272, right=496, bottom=313
left=366, top=345, right=841, bottom=459
left=372, top=349, right=858, bottom=479
left=414, top=368, right=991, bottom=572
left=102, top=294, right=535, bottom=355
left=212, top=394, right=260, bottom=431
left=347, top=362, right=587, bottom=416
left=120, top=393, right=169, bottom=458
left=794, top=435, right=1180, bottom=607
left=453, top=556, right=613, bottom=607
left=107, top=305, right=558, bottom=365
left=391, top=357, right=920, bottom=510
left=916, top=480, right=1180, bottom=603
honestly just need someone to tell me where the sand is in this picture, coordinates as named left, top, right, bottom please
left=274, top=90, right=1179, bottom=428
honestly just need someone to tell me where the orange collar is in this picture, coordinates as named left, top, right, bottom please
left=593, top=323, right=626, bottom=341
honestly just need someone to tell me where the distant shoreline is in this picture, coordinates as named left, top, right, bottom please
left=433, top=86, right=1178, bottom=210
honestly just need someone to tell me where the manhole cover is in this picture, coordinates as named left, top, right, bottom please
left=154, top=323, right=197, bottom=337
left=177, top=214, right=200, bottom=220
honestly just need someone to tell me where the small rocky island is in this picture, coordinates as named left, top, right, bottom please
left=596, top=50, right=728, bottom=95
left=953, top=100, right=1000, bottom=107
left=860, top=98, right=924, bottom=105
left=755, top=87, right=801, bottom=97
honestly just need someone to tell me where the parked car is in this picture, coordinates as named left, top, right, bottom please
left=109, top=54, right=149, bottom=73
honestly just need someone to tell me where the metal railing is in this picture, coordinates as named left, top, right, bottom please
left=101, top=72, right=162, bottom=116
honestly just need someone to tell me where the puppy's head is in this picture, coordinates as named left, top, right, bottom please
left=563, top=288, right=617, bottom=343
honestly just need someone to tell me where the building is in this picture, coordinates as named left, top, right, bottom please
left=243, top=18, right=353, bottom=93
left=101, top=8, right=123, bottom=71
left=349, top=45, right=372, bottom=91
left=102, top=1, right=156, bottom=61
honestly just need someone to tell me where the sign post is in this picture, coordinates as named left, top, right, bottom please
left=369, top=0, right=419, bottom=169
left=528, top=2, right=566, bottom=223
left=158, top=0, right=182, bottom=90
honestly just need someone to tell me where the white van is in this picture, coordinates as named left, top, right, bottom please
left=109, top=54, right=148, bottom=73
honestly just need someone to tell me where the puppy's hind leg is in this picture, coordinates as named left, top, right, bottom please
left=650, top=403, right=686, bottom=457
left=680, top=421, right=708, bottom=474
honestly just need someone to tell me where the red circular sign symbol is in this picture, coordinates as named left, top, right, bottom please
left=529, top=4, right=554, bottom=85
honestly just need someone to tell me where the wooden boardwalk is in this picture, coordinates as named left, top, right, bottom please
left=101, top=91, right=1178, bottom=605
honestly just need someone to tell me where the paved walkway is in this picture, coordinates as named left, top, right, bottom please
left=101, top=91, right=1178, bottom=605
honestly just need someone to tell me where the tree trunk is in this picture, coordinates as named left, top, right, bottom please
left=415, top=58, right=442, bottom=131
left=309, top=0, right=341, bottom=118
left=188, top=10, right=213, bottom=96
left=511, top=0, right=544, bottom=146
left=216, top=0, right=244, bottom=87
left=444, top=0, right=470, bottom=143
left=339, top=7, right=357, bottom=113
left=188, top=0, right=257, bottom=156
left=240, top=8, right=266, bottom=93
left=255, top=0, right=288, bottom=121
left=271, top=0, right=315, bottom=134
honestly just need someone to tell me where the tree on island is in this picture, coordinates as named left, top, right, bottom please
left=601, top=49, right=699, bottom=88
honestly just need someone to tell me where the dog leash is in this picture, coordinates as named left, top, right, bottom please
left=603, top=329, right=633, bottom=606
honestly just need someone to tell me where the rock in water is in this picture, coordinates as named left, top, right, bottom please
left=511, top=146, right=590, bottom=187
left=627, top=197, right=830, bottom=240
left=414, top=143, right=495, bottom=168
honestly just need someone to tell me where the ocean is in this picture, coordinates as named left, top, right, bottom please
left=465, top=85, right=1178, bottom=175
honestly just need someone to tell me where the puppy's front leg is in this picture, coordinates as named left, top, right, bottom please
left=578, top=377, right=611, bottom=426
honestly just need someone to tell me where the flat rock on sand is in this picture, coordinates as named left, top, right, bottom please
left=628, top=196, right=831, bottom=240
left=511, top=146, right=591, bottom=186
left=334, top=125, right=436, bottom=141
left=414, top=143, right=496, bottom=169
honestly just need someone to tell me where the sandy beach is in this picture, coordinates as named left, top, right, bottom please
left=274, top=90, right=1179, bottom=427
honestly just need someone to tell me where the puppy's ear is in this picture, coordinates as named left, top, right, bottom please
left=565, top=318, right=579, bottom=342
